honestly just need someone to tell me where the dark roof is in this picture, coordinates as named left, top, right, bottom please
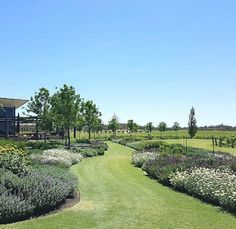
left=0, top=97, right=28, bottom=109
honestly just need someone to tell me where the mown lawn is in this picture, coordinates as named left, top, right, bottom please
left=1, top=142, right=236, bottom=229
left=164, top=139, right=236, bottom=156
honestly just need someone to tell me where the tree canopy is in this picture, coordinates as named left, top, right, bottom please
left=127, top=120, right=138, bottom=134
left=51, top=84, right=82, bottom=148
left=26, top=87, right=52, bottom=141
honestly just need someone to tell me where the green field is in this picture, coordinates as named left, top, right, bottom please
left=2, top=142, right=235, bottom=229
left=164, top=139, right=236, bottom=156
left=73, top=130, right=236, bottom=140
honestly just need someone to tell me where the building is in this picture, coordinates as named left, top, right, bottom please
left=0, top=97, right=28, bottom=138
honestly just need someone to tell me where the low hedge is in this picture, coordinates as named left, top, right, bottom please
left=71, top=141, right=108, bottom=157
left=0, top=165, right=78, bottom=224
left=77, top=148, right=99, bottom=157
left=26, top=141, right=63, bottom=150
left=30, top=149, right=83, bottom=168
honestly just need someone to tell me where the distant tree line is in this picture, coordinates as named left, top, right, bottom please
left=107, top=107, right=199, bottom=139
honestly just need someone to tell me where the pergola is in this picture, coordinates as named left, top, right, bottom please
left=0, top=97, right=28, bottom=138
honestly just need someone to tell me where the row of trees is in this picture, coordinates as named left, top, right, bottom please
left=107, top=107, right=198, bottom=139
left=26, top=86, right=198, bottom=143
left=26, top=85, right=101, bottom=148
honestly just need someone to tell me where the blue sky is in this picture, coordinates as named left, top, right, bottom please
left=0, top=1, right=236, bottom=126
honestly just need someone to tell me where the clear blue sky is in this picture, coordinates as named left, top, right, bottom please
left=0, top=1, right=236, bottom=126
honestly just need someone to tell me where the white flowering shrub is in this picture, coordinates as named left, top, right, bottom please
left=30, top=149, right=83, bottom=167
left=132, top=151, right=157, bottom=168
left=170, top=167, right=236, bottom=211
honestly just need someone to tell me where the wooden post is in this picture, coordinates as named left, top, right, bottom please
left=212, top=135, right=215, bottom=154
left=185, top=136, right=188, bottom=153
left=16, top=113, right=20, bottom=134
left=13, top=107, right=16, bottom=137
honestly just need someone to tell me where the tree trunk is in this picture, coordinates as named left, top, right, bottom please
left=74, top=126, right=77, bottom=139
left=62, top=129, right=65, bottom=140
left=67, top=127, right=71, bottom=149
left=88, top=130, right=91, bottom=139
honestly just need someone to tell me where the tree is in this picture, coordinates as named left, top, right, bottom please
left=127, top=120, right=138, bottom=134
left=26, top=87, right=52, bottom=142
left=158, top=122, right=167, bottom=138
left=188, top=106, right=198, bottom=139
left=108, top=114, right=119, bottom=137
left=133, top=123, right=138, bottom=133
left=145, top=122, right=154, bottom=138
left=172, top=122, right=180, bottom=137
left=93, top=118, right=103, bottom=138
left=76, top=116, right=84, bottom=138
left=51, top=84, right=81, bottom=148
left=81, top=100, right=101, bottom=139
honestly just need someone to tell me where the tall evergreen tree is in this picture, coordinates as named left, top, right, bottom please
left=188, top=106, right=198, bottom=139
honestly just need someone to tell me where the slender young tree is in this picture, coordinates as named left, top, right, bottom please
left=188, top=106, right=198, bottom=139
left=51, top=84, right=81, bottom=148
left=133, top=122, right=138, bottom=133
left=172, top=122, right=180, bottom=138
left=93, top=118, right=103, bottom=138
left=108, top=114, right=120, bottom=137
left=145, top=122, right=154, bottom=138
left=81, top=100, right=101, bottom=139
left=26, top=87, right=52, bottom=142
left=158, top=122, right=167, bottom=138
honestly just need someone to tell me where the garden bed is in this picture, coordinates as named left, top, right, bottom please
left=0, top=140, right=108, bottom=224
left=115, top=137, right=236, bottom=213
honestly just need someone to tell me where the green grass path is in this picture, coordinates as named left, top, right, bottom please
left=1, top=142, right=236, bottom=229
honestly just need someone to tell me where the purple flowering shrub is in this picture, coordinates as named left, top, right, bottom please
left=0, top=165, right=78, bottom=224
